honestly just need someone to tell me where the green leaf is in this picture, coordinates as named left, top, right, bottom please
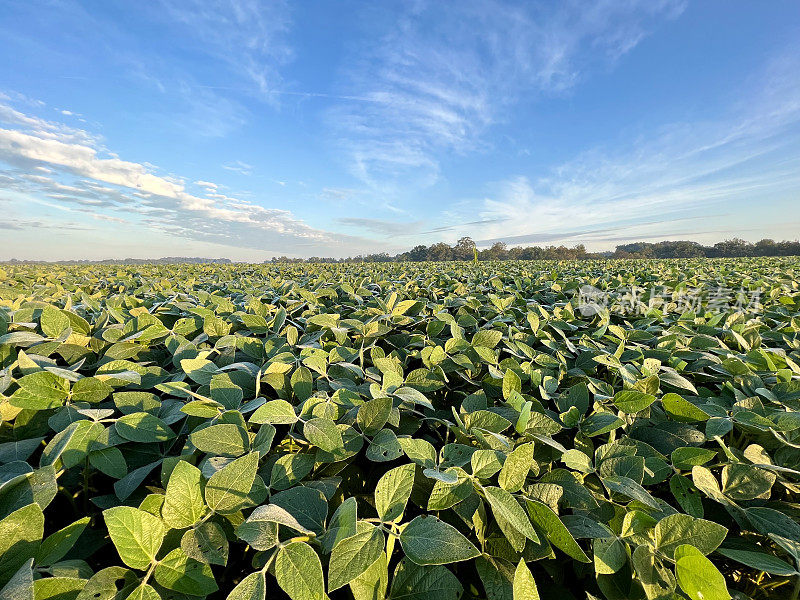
left=270, top=486, right=328, bottom=535
left=503, top=369, right=522, bottom=400
left=162, top=461, right=206, bottom=529
left=661, top=393, right=710, bottom=422
left=269, top=453, right=315, bottom=490
left=654, top=514, right=727, bottom=558
left=89, top=447, right=128, bottom=479
left=122, top=584, right=160, bottom=600
left=204, top=452, right=259, bottom=514
left=375, top=463, right=415, bottom=522
left=291, top=366, right=314, bottom=401
left=721, top=463, right=776, bottom=500
left=0, top=504, right=44, bottom=588
left=389, top=558, right=463, bottom=600
left=593, top=537, right=628, bottom=575
left=35, top=516, right=89, bottom=566
left=393, top=387, right=435, bottom=411
left=226, top=571, right=266, bottom=600
left=367, top=429, right=404, bottom=462
left=561, top=449, right=593, bottom=474
left=274, top=541, right=325, bottom=600
left=399, top=437, right=437, bottom=469
left=40, top=306, right=71, bottom=337
left=675, top=545, right=730, bottom=600
left=320, top=497, right=357, bottom=554
left=350, top=550, right=388, bottom=600
left=249, top=399, right=298, bottom=425
left=154, top=547, right=218, bottom=596
left=0, top=559, right=34, bottom=600
left=400, top=515, right=480, bottom=565
left=526, top=498, right=590, bottom=562
left=358, top=397, right=393, bottom=435
left=10, top=371, right=69, bottom=410
left=34, top=577, right=90, bottom=600
left=512, top=559, right=540, bottom=600
left=329, top=523, right=384, bottom=591
left=210, top=373, right=243, bottom=410
left=612, top=390, right=656, bottom=414
left=498, top=443, right=533, bottom=493
left=103, top=506, right=165, bottom=570
left=715, top=547, right=797, bottom=576
left=190, top=423, right=250, bottom=457
left=602, top=475, right=660, bottom=509
left=632, top=544, right=676, bottom=600
left=115, top=412, right=174, bottom=443
left=484, top=486, right=539, bottom=549
left=472, top=329, right=502, bottom=348
left=181, top=520, right=228, bottom=566
left=304, top=418, right=344, bottom=453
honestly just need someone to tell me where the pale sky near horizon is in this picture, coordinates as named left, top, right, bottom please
left=1, top=1, right=799, bottom=260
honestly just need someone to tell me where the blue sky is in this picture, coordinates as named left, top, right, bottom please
left=1, top=0, right=799, bottom=260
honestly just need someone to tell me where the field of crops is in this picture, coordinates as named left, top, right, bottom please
left=1, top=258, right=799, bottom=600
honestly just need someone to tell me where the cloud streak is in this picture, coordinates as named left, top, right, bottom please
left=0, top=100, right=384, bottom=257
left=328, top=0, right=685, bottom=192
left=464, top=49, right=800, bottom=249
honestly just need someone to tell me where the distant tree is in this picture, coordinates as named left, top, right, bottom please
left=428, top=242, right=453, bottom=261
left=453, top=237, right=476, bottom=260
left=408, top=245, right=429, bottom=261
left=486, top=242, right=508, bottom=260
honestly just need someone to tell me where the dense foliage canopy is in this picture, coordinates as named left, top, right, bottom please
left=0, top=258, right=799, bottom=600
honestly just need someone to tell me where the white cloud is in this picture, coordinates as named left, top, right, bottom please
left=329, top=0, right=685, bottom=192
left=461, top=50, right=800, bottom=249
left=0, top=99, right=386, bottom=257
left=157, top=0, right=293, bottom=99
left=335, top=217, right=423, bottom=236
left=222, top=160, right=253, bottom=175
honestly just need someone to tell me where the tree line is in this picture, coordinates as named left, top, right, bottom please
left=269, top=236, right=800, bottom=263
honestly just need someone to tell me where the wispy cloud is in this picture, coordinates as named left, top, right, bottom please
left=221, top=160, right=254, bottom=176
left=0, top=98, right=384, bottom=257
left=157, top=0, right=293, bottom=99
left=335, top=217, right=423, bottom=236
left=460, top=49, right=800, bottom=249
left=328, top=0, right=685, bottom=192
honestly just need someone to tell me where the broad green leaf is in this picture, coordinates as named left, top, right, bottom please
left=103, top=507, right=165, bottom=570
left=526, top=498, right=590, bottom=562
left=35, top=516, right=89, bottom=566
left=204, top=452, right=259, bottom=514
left=389, top=558, right=463, bottom=600
left=375, top=463, right=415, bottom=522
left=10, top=371, right=69, bottom=410
left=162, top=461, right=206, bottom=529
left=512, top=559, right=540, bottom=600
left=498, top=443, right=534, bottom=492
left=613, top=390, right=656, bottom=414
left=0, top=559, right=34, bottom=600
left=715, top=547, right=797, bottom=576
left=675, top=545, right=730, bottom=600
left=190, top=423, right=250, bottom=457
left=328, top=523, right=384, bottom=591
left=181, top=520, right=228, bottom=565
left=154, top=547, right=218, bottom=596
left=304, top=418, right=344, bottom=453
left=0, top=504, right=44, bottom=587
left=484, top=486, right=539, bottom=548
left=654, top=514, right=727, bottom=558
left=226, top=571, right=266, bottom=600
left=115, top=412, right=174, bottom=443
left=400, top=515, right=480, bottom=565
left=274, top=541, right=325, bottom=600
left=249, top=399, right=297, bottom=425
